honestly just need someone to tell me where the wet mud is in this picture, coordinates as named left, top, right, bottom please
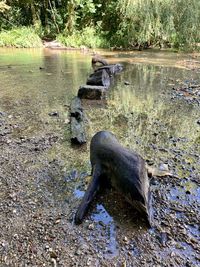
left=0, top=48, right=199, bottom=266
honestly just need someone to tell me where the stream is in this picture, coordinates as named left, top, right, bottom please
left=0, top=47, right=199, bottom=267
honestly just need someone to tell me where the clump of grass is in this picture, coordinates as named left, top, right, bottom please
left=57, top=26, right=108, bottom=48
left=0, top=27, right=42, bottom=48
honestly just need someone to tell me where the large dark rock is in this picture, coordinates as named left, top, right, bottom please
left=87, top=69, right=110, bottom=88
left=95, top=64, right=123, bottom=76
left=92, top=56, right=108, bottom=66
left=78, top=85, right=107, bottom=100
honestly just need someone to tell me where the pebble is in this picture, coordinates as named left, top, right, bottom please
left=88, top=223, right=94, bottom=230
left=48, top=111, right=59, bottom=117
left=123, top=236, right=128, bottom=243
left=124, top=81, right=130, bottom=85
left=159, top=163, right=169, bottom=171
left=49, top=249, right=58, bottom=259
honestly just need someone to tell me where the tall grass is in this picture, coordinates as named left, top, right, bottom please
left=0, top=27, right=42, bottom=48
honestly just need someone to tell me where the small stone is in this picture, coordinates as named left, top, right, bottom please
left=86, top=258, right=92, bottom=266
left=124, top=81, right=130, bottom=85
left=88, top=223, right=94, bottom=230
left=159, top=163, right=169, bottom=171
left=50, top=250, right=58, bottom=259
left=98, top=221, right=104, bottom=227
left=64, top=119, right=70, bottom=124
left=123, top=236, right=128, bottom=242
left=171, top=251, right=176, bottom=257
left=55, top=219, right=61, bottom=224
left=0, top=111, right=6, bottom=116
left=48, top=111, right=59, bottom=117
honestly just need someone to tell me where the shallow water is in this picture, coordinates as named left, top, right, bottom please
left=0, top=47, right=199, bottom=265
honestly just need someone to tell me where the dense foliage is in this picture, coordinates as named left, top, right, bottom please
left=0, top=0, right=200, bottom=49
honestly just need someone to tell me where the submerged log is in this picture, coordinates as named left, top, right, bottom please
left=70, top=97, right=86, bottom=145
left=87, top=69, right=110, bottom=88
left=70, top=96, right=83, bottom=121
left=75, top=131, right=152, bottom=227
left=95, top=64, right=123, bottom=76
left=70, top=117, right=86, bottom=145
left=92, top=55, right=108, bottom=66
left=78, top=85, right=107, bottom=100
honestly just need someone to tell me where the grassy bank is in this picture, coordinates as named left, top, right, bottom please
left=0, top=27, right=42, bottom=48
left=0, top=25, right=199, bottom=51
left=0, top=26, right=107, bottom=49
left=56, top=27, right=108, bottom=49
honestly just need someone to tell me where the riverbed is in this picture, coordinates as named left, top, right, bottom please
left=0, top=48, right=199, bottom=266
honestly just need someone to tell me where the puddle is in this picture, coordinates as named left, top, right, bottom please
left=186, top=224, right=200, bottom=240
left=167, top=181, right=200, bottom=205
left=74, top=189, right=85, bottom=199
left=90, top=204, right=118, bottom=258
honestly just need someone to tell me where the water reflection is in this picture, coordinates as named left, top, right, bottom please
left=91, top=204, right=118, bottom=257
left=0, top=48, right=92, bottom=104
left=74, top=189, right=85, bottom=199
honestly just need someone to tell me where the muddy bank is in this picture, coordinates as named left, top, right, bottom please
left=0, top=48, right=200, bottom=266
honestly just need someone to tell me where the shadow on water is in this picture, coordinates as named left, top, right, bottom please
left=0, top=48, right=200, bottom=265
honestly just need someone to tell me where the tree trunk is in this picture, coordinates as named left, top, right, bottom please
left=30, top=3, right=38, bottom=26
left=65, top=0, right=76, bottom=34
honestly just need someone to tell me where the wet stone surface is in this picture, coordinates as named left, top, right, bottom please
left=0, top=48, right=200, bottom=266
left=170, top=80, right=200, bottom=106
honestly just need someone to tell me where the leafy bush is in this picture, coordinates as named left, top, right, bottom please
left=0, top=27, right=42, bottom=47
left=57, top=26, right=108, bottom=48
